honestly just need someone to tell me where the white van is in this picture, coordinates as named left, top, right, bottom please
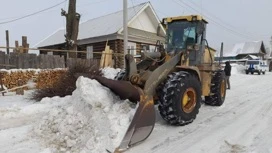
left=245, top=60, right=268, bottom=75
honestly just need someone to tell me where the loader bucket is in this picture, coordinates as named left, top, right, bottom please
left=74, top=74, right=140, bottom=102
left=114, top=52, right=182, bottom=152
left=84, top=75, right=156, bottom=152
left=82, top=52, right=182, bottom=152
left=114, top=93, right=155, bottom=152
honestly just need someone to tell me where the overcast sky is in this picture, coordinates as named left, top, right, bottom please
left=1, top=0, right=272, bottom=52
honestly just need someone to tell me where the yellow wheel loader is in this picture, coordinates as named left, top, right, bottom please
left=90, top=15, right=227, bottom=152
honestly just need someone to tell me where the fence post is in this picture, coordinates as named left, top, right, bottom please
left=6, top=30, right=10, bottom=54
left=0, top=73, right=5, bottom=96
left=16, top=79, right=24, bottom=95
left=15, top=40, right=19, bottom=53
left=22, top=36, right=28, bottom=53
left=0, top=52, right=5, bottom=69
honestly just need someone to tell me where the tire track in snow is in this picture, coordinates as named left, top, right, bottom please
left=128, top=73, right=272, bottom=153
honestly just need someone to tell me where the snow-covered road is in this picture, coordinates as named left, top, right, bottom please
left=0, top=69, right=272, bottom=153
left=128, top=72, right=272, bottom=153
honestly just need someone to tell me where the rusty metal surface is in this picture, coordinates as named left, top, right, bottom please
left=115, top=93, right=155, bottom=152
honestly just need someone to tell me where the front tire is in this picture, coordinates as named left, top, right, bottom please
left=157, top=71, right=201, bottom=126
left=205, top=70, right=226, bottom=106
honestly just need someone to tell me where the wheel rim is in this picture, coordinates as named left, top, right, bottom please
left=220, top=79, right=226, bottom=99
left=182, top=88, right=197, bottom=113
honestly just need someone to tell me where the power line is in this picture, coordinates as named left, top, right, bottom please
left=172, top=0, right=259, bottom=40
left=77, top=0, right=110, bottom=8
left=0, top=0, right=67, bottom=25
left=186, top=0, right=270, bottom=38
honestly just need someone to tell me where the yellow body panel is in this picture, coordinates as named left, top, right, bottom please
left=199, top=71, right=212, bottom=96
left=164, top=15, right=220, bottom=97
left=164, top=15, right=208, bottom=23
left=203, top=47, right=216, bottom=64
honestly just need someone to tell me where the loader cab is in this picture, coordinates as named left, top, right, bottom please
left=163, top=15, right=208, bottom=65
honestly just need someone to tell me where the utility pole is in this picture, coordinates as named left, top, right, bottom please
left=219, top=42, right=224, bottom=64
left=123, top=0, right=128, bottom=66
left=61, top=0, right=80, bottom=58
left=270, top=36, right=272, bottom=51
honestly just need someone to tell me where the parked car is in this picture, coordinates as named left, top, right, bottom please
left=245, top=60, right=268, bottom=75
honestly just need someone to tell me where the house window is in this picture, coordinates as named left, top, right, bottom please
left=150, top=45, right=156, bottom=52
left=128, top=42, right=136, bottom=55
left=87, top=46, right=93, bottom=59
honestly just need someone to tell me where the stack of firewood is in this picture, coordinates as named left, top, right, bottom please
left=35, top=70, right=67, bottom=89
left=0, top=69, right=67, bottom=90
left=0, top=71, right=36, bottom=90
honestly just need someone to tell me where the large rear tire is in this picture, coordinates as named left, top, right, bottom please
left=205, top=70, right=226, bottom=106
left=157, top=71, right=201, bottom=126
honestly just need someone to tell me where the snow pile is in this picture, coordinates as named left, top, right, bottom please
left=33, top=76, right=135, bottom=153
left=0, top=94, right=68, bottom=119
left=101, top=67, right=121, bottom=79
left=231, top=64, right=245, bottom=75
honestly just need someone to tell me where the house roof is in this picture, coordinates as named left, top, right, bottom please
left=36, top=2, right=165, bottom=48
left=243, top=54, right=259, bottom=60
left=224, top=41, right=266, bottom=57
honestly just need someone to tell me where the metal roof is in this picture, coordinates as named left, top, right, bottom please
left=224, top=41, right=266, bottom=56
left=127, top=27, right=165, bottom=41
left=35, top=2, right=148, bottom=48
left=243, top=55, right=259, bottom=60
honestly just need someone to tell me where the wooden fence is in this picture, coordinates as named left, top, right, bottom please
left=0, top=51, right=100, bottom=69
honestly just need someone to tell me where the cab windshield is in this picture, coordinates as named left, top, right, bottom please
left=166, top=21, right=197, bottom=52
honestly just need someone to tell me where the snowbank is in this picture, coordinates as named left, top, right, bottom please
left=231, top=64, right=245, bottom=75
left=0, top=91, right=67, bottom=119
left=33, top=76, right=135, bottom=153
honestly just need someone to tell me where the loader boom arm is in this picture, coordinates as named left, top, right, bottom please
left=115, top=52, right=182, bottom=152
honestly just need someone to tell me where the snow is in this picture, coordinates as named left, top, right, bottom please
left=231, top=64, right=246, bottom=75
left=101, top=67, right=121, bottom=79
left=32, top=77, right=135, bottom=153
left=1, top=66, right=272, bottom=153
